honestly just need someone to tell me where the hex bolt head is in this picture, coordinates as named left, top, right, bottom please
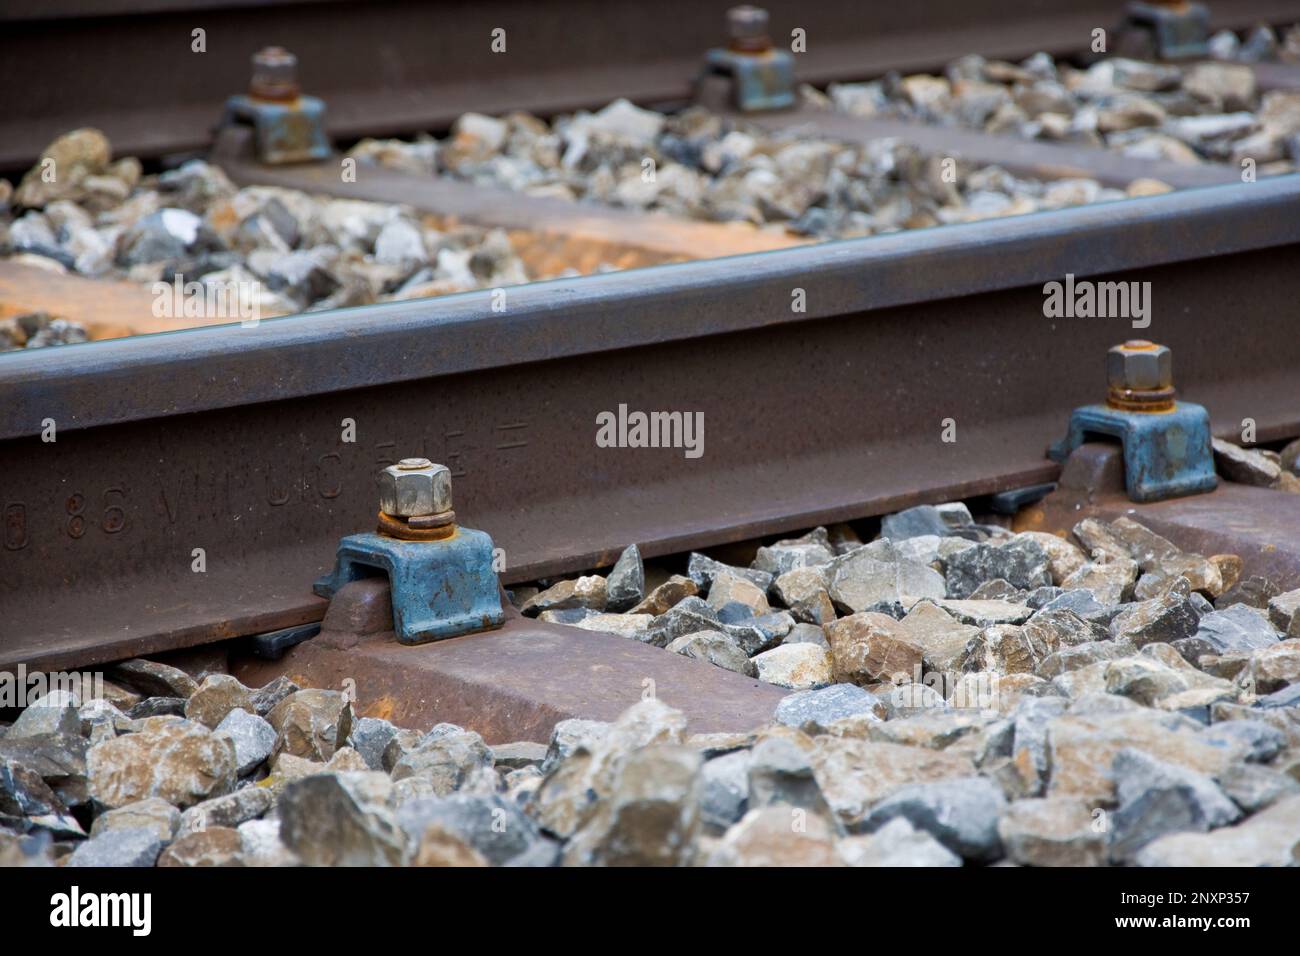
left=378, top=458, right=452, bottom=517
left=727, top=5, right=769, bottom=43
left=250, top=46, right=300, bottom=100
left=1107, top=340, right=1172, bottom=391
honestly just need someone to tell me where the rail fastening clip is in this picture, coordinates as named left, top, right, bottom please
left=313, top=458, right=505, bottom=644
left=698, top=5, right=796, bottom=113
left=1121, top=1, right=1212, bottom=61
left=220, top=46, right=331, bottom=165
left=1048, top=339, right=1217, bottom=503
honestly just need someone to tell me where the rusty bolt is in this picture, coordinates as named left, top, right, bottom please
left=250, top=46, right=300, bottom=101
left=727, top=5, right=771, bottom=50
left=1107, top=340, right=1173, bottom=391
left=378, top=458, right=452, bottom=518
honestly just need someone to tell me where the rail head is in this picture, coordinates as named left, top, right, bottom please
left=2, top=175, right=1298, bottom=442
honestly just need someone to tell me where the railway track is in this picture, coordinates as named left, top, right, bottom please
left=3, top=0, right=1299, bottom=169
left=4, top=171, right=1299, bottom=669
left=2, top=0, right=1300, bottom=661
left=0, top=0, right=1297, bottom=659
left=3, top=0, right=1300, bottom=878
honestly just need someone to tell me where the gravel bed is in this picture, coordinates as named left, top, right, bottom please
left=1204, top=21, right=1300, bottom=63
left=4, top=440, right=1298, bottom=867
left=340, top=26, right=1300, bottom=239
left=817, top=27, right=1300, bottom=173
left=350, top=98, right=1142, bottom=240
left=0, top=129, right=564, bottom=351
left=15, top=47, right=1266, bottom=354
left=4, top=26, right=1298, bottom=354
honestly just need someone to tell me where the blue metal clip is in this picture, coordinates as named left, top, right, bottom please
left=1124, top=1, right=1211, bottom=60
left=313, top=527, right=504, bottom=644
left=1048, top=402, right=1217, bottom=503
left=222, top=93, right=331, bottom=165
left=703, top=47, right=796, bottom=112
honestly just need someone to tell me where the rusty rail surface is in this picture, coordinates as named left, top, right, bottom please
left=2, top=175, right=1300, bottom=669
left=2, top=0, right=1297, bottom=170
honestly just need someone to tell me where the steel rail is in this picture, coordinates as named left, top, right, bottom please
left=3, top=0, right=1297, bottom=170
left=2, top=175, right=1299, bottom=670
